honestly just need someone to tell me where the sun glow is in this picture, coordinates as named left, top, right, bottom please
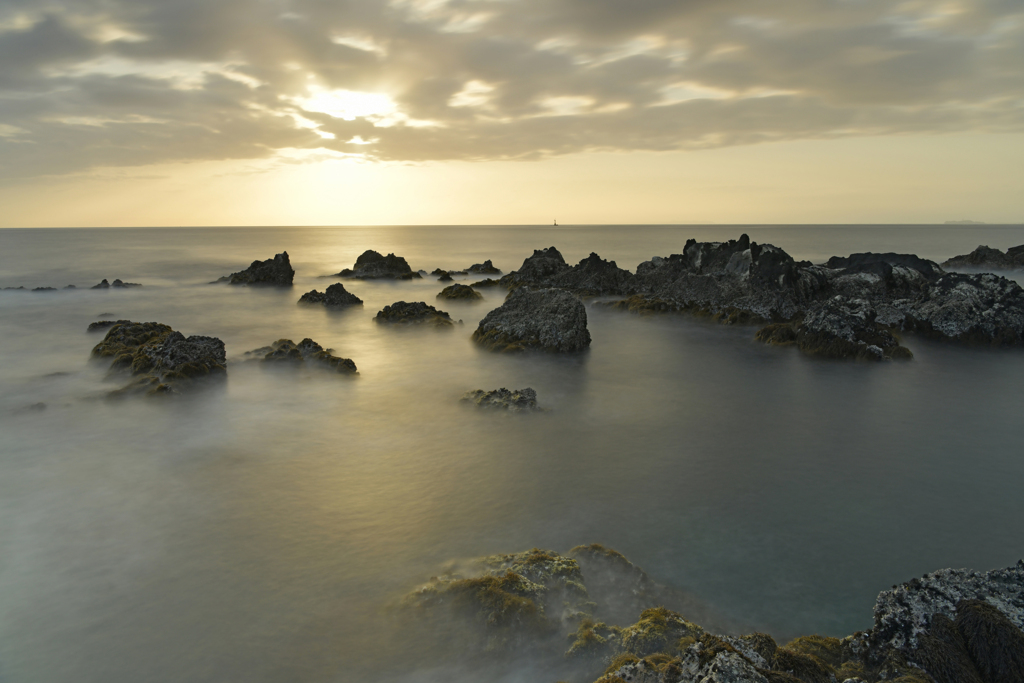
left=297, top=88, right=399, bottom=122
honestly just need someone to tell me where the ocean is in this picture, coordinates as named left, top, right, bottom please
left=1, top=224, right=1023, bottom=682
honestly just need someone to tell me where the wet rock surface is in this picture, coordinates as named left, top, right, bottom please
left=298, top=282, right=363, bottom=307
left=337, top=250, right=420, bottom=280
left=499, top=248, right=634, bottom=295
left=944, top=245, right=1024, bottom=271
left=437, top=283, right=483, bottom=301
left=460, top=387, right=539, bottom=412
left=244, top=338, right=357, bottom=374
left=401, top=546, right=1024, bottom=683
left=87, top=319, right=131, bottom=332
left=902, top=272, right=1024, bottom=345
left=467, top=259, right=501, bottom=275
left=90, top=321, right=226, bottom=395
left=374, top=301, right=456, bottom=326
left=472, top=287, right=591, bottom=352
left=217, top=252, right=294, bottom=286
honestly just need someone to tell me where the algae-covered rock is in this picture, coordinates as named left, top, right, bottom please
left=460, top=387, right=539, bottom=412
left=336, top=250, right=420, bottom=280
left=218, top=252, right=294, bottom=286
left=903, top=272, right=1024, bottom=345
left=90, top=321, right=226, bottom=395
left=471, top=278, right=502, bottom=288
left=794, top=296, right=912, bottom=361
left=247, top=338, right=357, bottom=374
left=87, top=319, right=131, bottom=332
left=298, top=282, right=363, bottom=307
left=953, top=599, right=1024, bottom=683
left=374, top=301, right=456, bottom=327
left=472, top=287, right=590, bottom=352
left=438, top=283, right=484, bottom=301
left=467, top=260, right=501, bottom=275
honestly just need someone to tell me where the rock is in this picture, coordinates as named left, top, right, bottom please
left=298, top=283, right=363, bottom=307
left=472, top=287, right=591, bottom=352
left=953, top=599, right=1024, bottom=683
left=785, top=296, right=913, bottom=361
left=902, top=272, right=1024, bottom=345
left=823, top=253, right=943, bottom=301
left=336, top=250, right=421, bottom=280
left=2, top=286, right=26, bottom=290
left=87, top=319, right=131, bottom=332
left=943, top=245, right=1024, bottom=271
left=438, top=283, right=484, bottom=301
left=91, top=279, right=110, bottom=289
left=460, top=387, right=539, bottom=412
left=470, top=278, right=502, bottom=288
left=91, top=321, right=226, bottom=395
left=499, top=248, right=634, bottom=295
left=467, top=260, right=501, bottom=275
left=64, top=285, right=76, bottom=289
left=32, top=287, right=57, bottom=291
left=374, top=301, right=456, bottom=326
left=111, top=278, right=141, bottom=288
left=218, top=252, right=294, bottom=286
left=247, top=338, right=357, bottom=374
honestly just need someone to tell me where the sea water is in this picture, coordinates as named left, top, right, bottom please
left=1, top=225, right=1023, bottom=683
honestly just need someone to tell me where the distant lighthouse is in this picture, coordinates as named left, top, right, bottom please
left=553, top=219, right=558, bottom=226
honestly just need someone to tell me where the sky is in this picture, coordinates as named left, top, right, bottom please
left=0, top=0, right=1022, bottom=226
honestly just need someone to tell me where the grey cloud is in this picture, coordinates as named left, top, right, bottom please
left=0, top=0, right=1022, bottom=179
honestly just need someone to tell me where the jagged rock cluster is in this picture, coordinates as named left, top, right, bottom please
left=217, top=252, right=294, bottom=286
left=90, top=320, right=226, bottom=395
left=460, top=387, right=539, bottom=412
left=499, top=247, right=634, bottom=297
left=336, top=250, right=420, bottom=280
left=245, top=338, right=357, bottom=374
left=401, top=545, right=1024, bottom=683
left=944, top=245, right=1024, bottom=271
left=92, top=278, right=141, bottom=289
left=467, top=260, right=501, bottom=275
left=437, top=283, right=483, bottom=301
left=374, top=301, right=456, bottom=327
left=472, top=287, right=591, bottom=352
left=298, top=283, right=363, bottom=307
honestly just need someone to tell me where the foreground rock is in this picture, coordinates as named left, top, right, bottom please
left=401, top=545, right=1024, bottom=683
left=217, top=252, right=294, bottom=286
left=461, top=388, right=539, bottom=412
left=437, top=283, right=483, bottom=301
left=374, top=301, right=456, bottom=327
left=244, top=338, right=356, bottom=374
left=944, top=245, right=1024, bottom=271
left=473, top=288, right=591, bottom=352
left=336, top=250, right=420, bottom=280
left=90, top=321, right=226, bottom=395
left=298, top=283, right=363, bottom=307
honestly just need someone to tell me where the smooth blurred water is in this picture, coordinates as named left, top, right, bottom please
left=1, top=225, right=1024, bottom=683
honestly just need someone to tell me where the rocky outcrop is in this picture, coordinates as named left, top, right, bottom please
left=244, top=338, right=357, bottom=374
left=374, top=301, right=456, bottom=327
left=467, top=260, right=501, bottom=275
left=336, top=250, right=420, bottom=280
left=90, top=321, right=226, bottom=395
left=472, top=287, right=591, bottom=352
left=437, top=283, right=483, bottom=301
left=756, top=297, right=913, bottom=361
left=499, top=248, right=634, bottom=296
left=944, top=245, right=1024, bottom=272
left=217, top=252, right=294, bottom=286
left=902, top=272, right=1024, bottom=345
left=460, top=387, right=539, bottom=412
left=298, top=283, right=363, bottom=307
left=471, top=278, right=502, bottom=288
left=500, top=247, right=571, bottom=288
left=401, top=545, right=1024, bottom=683
left=91, top=278, right=142, bottom=289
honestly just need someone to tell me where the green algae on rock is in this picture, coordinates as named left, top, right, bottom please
left=438, top=283, right=484, bottom=301
left=374, top=301, right=456, bottom=327
left=461, top=387, right=539, bottom=412
left=244, top=338, right=357, bottom=374
left=90, top=320, right=226, bottom=396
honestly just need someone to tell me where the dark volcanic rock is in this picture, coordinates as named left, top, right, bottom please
left=955, top=599, right=1024, bottom=683
left=824, top=252, right=943, bottom=300
left=944, top=245, right=1024, bottom=271
left=437, top=270, right=453, bottom=282
left=470, top=278, right=502, bottom=288
left=374, top=301, right=455, bottom=326
left=92, top=279, right=140, bottom=289
left=87, top=319, right=131, bottom=332
left=791, top=296, right=912, bottom=361
left=499, top=247, right=571, bottom=288
left=91, top=321, right=226, bottom=395
left=219, top=252, right=294, bottom=286
left=467, top=260, right=501, bottom=275
left=461, top=387, right=539, bottom=412
left=337, top=250, right=420, bottom=280
left=472, top=287, right=590, bottom=352
left=246, top=338, right=357, bottom=374
left=498, top=248, right=633, bottom=296
left=903, top=272, right=1024, bottom=345
left=33, top=287, right=57, bottom=291
left=298, top=283, right=363, bottom=307
left=437, top=283, right=483, bottom=301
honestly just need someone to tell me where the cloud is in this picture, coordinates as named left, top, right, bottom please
left=0, top=0, right=1022, bottom=179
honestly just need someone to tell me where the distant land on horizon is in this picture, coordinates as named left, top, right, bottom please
left=945, top=220, right=988, bottom=225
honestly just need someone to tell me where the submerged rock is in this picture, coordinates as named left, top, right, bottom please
left=298, top=283, right=363, bottom=307
left=336, top=250, right=421, bottom=280
left=944, top=245, right=1024, bottom=272
left=437, top=283, right=483, bottom=301
left=374, top=301, right=456, bottom=327
left=87, top=319, right=131, bottom=332
left=90, top=321, right=226, bottom=395
left=217, top=252, right=294, bottom=286
left=467, top=260, right=501, bottom=275
left=245, top=338, right=357, bottom=374
left=472, top=287, right=590, bottom=352
left=460, top=387, right=539, bottom=412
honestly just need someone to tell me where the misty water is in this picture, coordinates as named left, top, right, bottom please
left=2, top=225, right=1024, bottom=683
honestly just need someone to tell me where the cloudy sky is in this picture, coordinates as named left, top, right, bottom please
left=1, top=0, right=1022, bottom=226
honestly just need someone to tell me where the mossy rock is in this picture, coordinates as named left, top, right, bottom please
left=782, top=635, right=844, bottom=668
left=565, top=617, right=620, bottom=658
left=438, top=283, right=483, bottom=301
left=756, top=323, right=798, bottom=345
left=619, top=607, right=703, bottom=657
left=912, top=613, right=983, bottom=683
left=772, top=647, right=836, bottom=683
left=954, top=599, right=1024, bottom=683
